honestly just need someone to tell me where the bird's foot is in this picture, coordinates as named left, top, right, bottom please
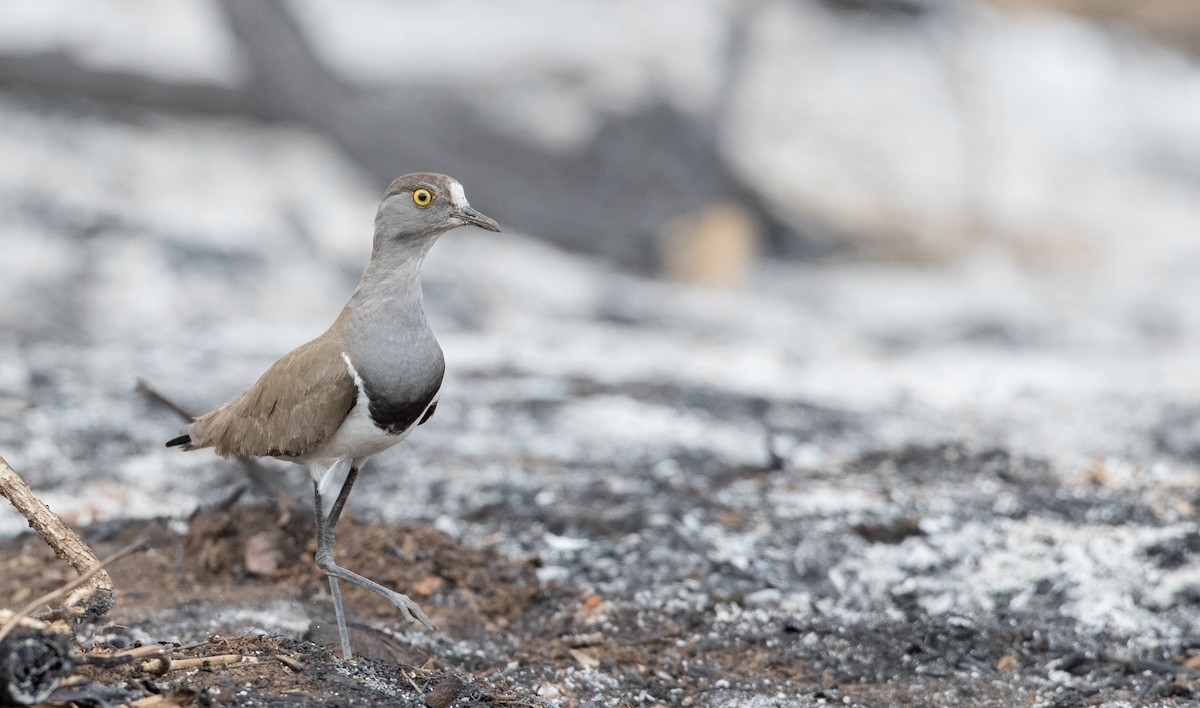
left=318, top=560, right=439, bottom=632
left=387, top=590, right=437, bottom=631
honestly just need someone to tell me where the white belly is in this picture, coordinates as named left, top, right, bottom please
left=298, top=352, right=437, bottom=473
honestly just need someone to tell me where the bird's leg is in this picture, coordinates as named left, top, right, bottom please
left=312, top=479, right=353, bottom=660
left=312, top=465, right=438, bottom=649
left=324, top=464, right=358, bottom=529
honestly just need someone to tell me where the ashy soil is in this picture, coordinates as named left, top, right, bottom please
left=3, top=443, right=1198, bottom=708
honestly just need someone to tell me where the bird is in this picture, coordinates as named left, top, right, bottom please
left=166, top=172, right=499, bottom=660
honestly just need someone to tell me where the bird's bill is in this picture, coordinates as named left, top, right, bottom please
left=456, top=206, right=501, bottom=232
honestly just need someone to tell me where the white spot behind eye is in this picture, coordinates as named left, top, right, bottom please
left=448, top=182, right=467, bottom=208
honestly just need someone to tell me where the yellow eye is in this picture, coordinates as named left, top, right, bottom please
left=412, top=188, right=434, bottom=207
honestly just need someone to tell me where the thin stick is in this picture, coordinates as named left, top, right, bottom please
left=78, top=643, right=170, bottom=667
left=135, top=378, right=196, bottom=421
left=0, top=455, right=115, bottom=617
left=138, top=381, right=291, bottom=499
left=140, top=653, right=257, bottom=674
left=400, top=668, right=422, bottom=694
left=0, top=541, right=143, bottom=646
left=179, top=654, right=255, bottom=670
left=275, top=654, right=304, bottom=672
left=125, top=695, right=173, bottom=707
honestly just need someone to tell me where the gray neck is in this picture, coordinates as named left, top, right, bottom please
left=337, top=232, right=446, bottom=429
left=346, top=214, right=452, bottom=326
left=348, top=236, right=436, bottom=329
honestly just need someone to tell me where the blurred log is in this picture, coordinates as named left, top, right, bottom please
left=215, top=0, right=815, bottom=272
left=0, top=0, right=838, bottom=272
left=0, top=51, right=283, bottom=120
left=819, top=0, right=936, bottom=17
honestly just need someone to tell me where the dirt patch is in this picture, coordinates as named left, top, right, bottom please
left=63, top=634, right=531, bottom=707
left=0, top=503, right=555, bottom=705
left=180, top=501, right=542, bottom=630
left=2, top=455, right=1198, bottom=706
left=0, top=501, right=869, bottom=705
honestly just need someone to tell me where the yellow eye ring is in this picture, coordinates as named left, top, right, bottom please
left=412, top=188, right=434, bottom=207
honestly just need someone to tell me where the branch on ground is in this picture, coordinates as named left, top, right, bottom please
left=0, top=456, right=113, bottom=621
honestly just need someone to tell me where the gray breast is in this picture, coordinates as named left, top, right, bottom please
left=348, top=323, right=445, bottom=435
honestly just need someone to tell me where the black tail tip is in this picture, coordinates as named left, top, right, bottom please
left=165, top=434, right=192, bottom=449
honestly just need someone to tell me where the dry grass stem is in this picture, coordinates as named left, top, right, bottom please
left=0, top=541, right=143, bottom=645
left=0, top=455, right=116, bottom=618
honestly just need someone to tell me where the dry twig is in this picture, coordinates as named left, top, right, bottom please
left=0, top=456, right=146, bottom=628
left=0, top=541, right=143, bottom=647
left=0, top=455, right=114, bottom=620
left=400, top=668, right=422, bottom=694
left=275, top=654, right=304, bottom=672
left=78, top=643, right=170, bottom=668
left=135, top=379, right=196, bottom=421
left=140, top=653, right=258, bottom=675
left=126, top=695, right=185, bottom=707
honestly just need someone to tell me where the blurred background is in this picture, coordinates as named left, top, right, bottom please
left=3, top=0, right=1199, bottom=506
left=2, top=0, right=1200, bottom=698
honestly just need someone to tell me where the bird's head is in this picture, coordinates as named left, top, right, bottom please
left=374, top=173, right=500, bottom=249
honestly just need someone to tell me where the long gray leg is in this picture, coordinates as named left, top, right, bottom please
left=327, top=575, right=351, bottom=659
left=313, top=480, right=353, bottom=659
left=312, top=466, right=437, bottom=657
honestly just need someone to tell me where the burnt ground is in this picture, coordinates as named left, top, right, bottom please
left=4, top=17, right=1200, bottom=700
left=4, top=436, right=1200, bottom=706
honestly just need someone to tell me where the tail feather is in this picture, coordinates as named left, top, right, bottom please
left=165, top=433, right=192, bottom=449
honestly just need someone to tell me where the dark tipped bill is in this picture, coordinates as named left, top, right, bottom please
left=457, top=206, right=500, bottom=232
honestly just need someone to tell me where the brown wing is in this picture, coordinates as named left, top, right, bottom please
left=186, top=335, right=357, bottom=459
